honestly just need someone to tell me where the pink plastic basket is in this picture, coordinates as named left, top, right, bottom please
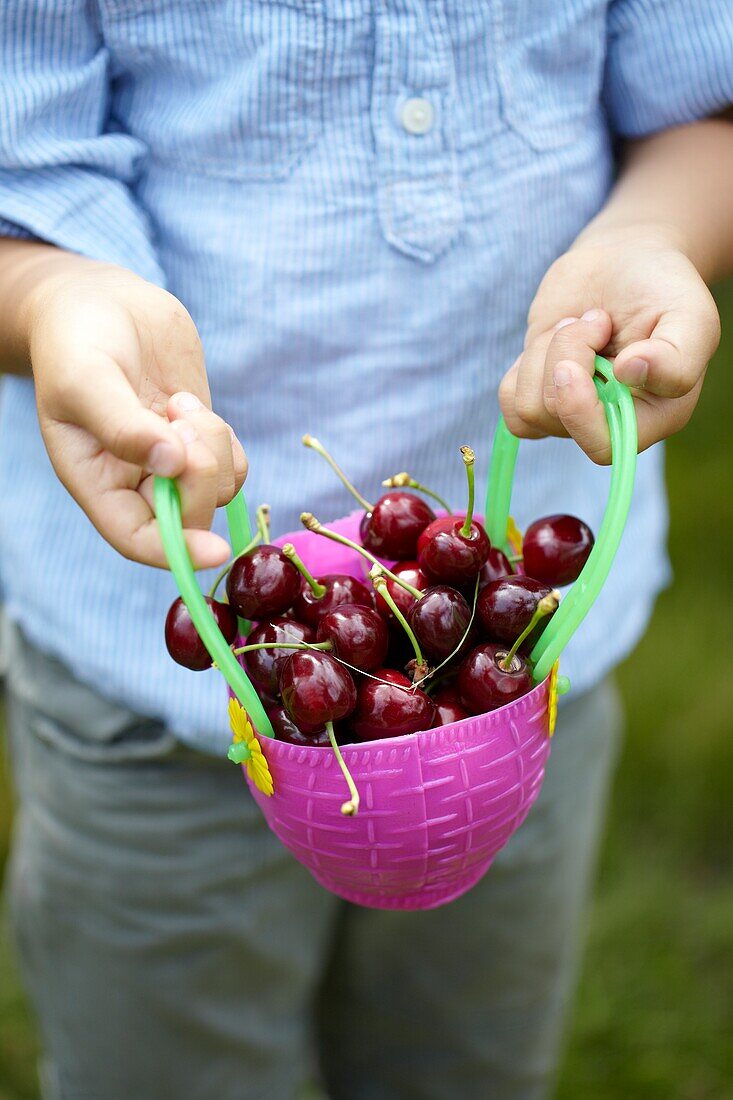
left=154, top=358, right=637, bottom=910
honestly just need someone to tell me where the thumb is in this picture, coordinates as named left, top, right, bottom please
left=59, top=353, right=188, bottom=476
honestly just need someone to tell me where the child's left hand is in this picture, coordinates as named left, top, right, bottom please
left=498, top=224, right=721, bottom=463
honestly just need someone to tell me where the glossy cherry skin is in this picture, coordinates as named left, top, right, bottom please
left=350, top=668, right=436, bottom=741
left=362, top=491, right=435, bottom=559
left=226, top=545, right=301, bottom=619
left=267, top=704, right=330, bottom=745
left=243, top=617, right=316, bottom=695
left=477, top=575, right=554, bottom=646
left=374, top=560, right=429, bottom=624
left=279, top=651, right=357, bottom=728
left=418, top=520, right=491, bottom=585
left=416, top=515, right=462, bottom=558
left=477, top=547, right=513, bottom=590
left=291, top=573, right=373, bottom=627
left=165, top=597, right=237, bottom=670
left=522, top=514, right=594, bottom=587
left=432, top=685, right=470, bottom=726
left=316, top=603, right=389, bottom=671
left=457, top=643, right=532, bottom=715
left=407, top=586, right=472, bottom=661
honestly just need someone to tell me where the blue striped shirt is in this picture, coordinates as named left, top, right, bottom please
left=0, top=1, right=731, bottom=751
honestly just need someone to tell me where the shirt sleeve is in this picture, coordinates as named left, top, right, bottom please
left=604, top=0, right=733, bottom=138
left=0, top=1, right=165, bottom=284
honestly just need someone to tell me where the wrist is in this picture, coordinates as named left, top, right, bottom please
left=572, top=217, right=690, bottom=259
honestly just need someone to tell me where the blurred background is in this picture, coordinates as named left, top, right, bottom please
left=1, top=281, right=732, bottom=1100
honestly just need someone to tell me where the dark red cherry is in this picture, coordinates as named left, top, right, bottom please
left=432, top=685, right=470, bottom=726
left=226, top=545, right=301, bottom=619
left=522, top=514, right=594, bottom=586
left=267, top=704, right=330, bottom=746
left=416, top=515, right=463, bottom=558
left=279, top=651, right=357, bottom=728
left=417, top=520, right=491, bottom=585
left=165, top=596, right=237, bottom=670
left=359, top=511, right=373, bottom=543
left=407, top=586, right=472, bottom=661
left=350, top=668, right=436, bottom=741
left=477, top=576, right=554, bottom=646
left=243, top=617, right=316, bottom=695
left=316, top=604, right=389, bottom=671
left=478, top=547, right=513, bottom=589
left=457, top=643, right=532, bottom=715
left=374, top=560, right=429, bottom=624
left=362, top=491, right=435, bottom=559
left=291, top=573, right=373, bottom=627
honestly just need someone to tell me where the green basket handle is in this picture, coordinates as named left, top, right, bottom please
left=154, top=353, right=636, bottom=733
left=153, top=479, right=276, bottom=737
left=484, top=355, right=638, bottom=683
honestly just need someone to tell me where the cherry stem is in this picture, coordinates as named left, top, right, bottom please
left=231, top=640, right=332, bottom=657
left=381, top=472, right=452, bottom=515
left=207, top=531, right=262, bottom=599
left=326, top=721, right=360, bottom=816
left=370, top=566, right=424, bottom=668
left=459, top=447, right=476, bottom=539
left=256, top=503, right=271, bottom=543
left=500, top=591, right=560, bottom=670
left=299, top=513, right=424, bottom=600
left=281, top=542, right=327, bottom=599
left=302, top=435, right=373, bottom=512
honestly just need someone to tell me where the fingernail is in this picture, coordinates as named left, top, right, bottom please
left=171, top=419, right=197, bottom=444
left=622, top=357, right=648, bottom=386
left=174, top=392, right=202, bottom=412
left=553, top=362, right=573, bottom=388
left=148, top=441, right=181, bottom=477
left=581, top=308, right=604, bottom=322
left=554, top=316, right=578, bottom=331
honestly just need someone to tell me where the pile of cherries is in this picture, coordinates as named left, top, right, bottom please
left=165, top=438, right=594, bottom=755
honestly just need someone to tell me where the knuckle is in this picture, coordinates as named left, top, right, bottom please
left=513, top=390, right=545, bottom=430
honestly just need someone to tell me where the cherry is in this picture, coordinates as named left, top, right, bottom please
left=243, top=617, right=316, bottom=695
left=478, top=547, right=513, bottom=589
left=316, top=604, right=389, bottom=671
left=522, top=514, right=594, bottom=587
left=291, top=573, right=373, bottom=627
left=417, top=449, right=490, bottom=584
left=416, top=515, right=462, bottom=558
left=457, top=643, right=532, bottom=715
left=407, top=585, right=472, bottom=662
left=373, top=560, right=429, bottom=624
left=226, top=545, right=301, bottom=619
left=267, top=704, right=330, bottom=746
left=165, top=597, right=237, bottom=670
left=432, top=684, right=470, bottom=726
left=362, top=490, right=436, bottom=559
left=350, top=669, right=436, bottom=741
left=477, top=575, right=555, bottom=646
left=279, top=651, right=357, bottom=728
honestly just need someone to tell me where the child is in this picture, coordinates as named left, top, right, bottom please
left=0, top=2, right=731, bottom=1097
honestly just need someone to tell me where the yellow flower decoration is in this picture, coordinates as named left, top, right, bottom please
left=506, top=515, right=523, bottom=558
left=547, top=661, right=560, bottom=738
left=227, top=698, right=274, bottom=796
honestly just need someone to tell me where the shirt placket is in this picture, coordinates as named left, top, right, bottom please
left=371, top=0, right=463, bottom=264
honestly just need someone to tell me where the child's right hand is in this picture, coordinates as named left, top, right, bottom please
left=24, top=254, right=246, bottom=568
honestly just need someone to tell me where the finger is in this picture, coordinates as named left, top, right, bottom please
left=498, top=362, right=554, bottom=440
left=631, top=380, right=704, bottom=453
left=540, top=308, right=614, bottom=420
left=167, top=392, right=245, bottom=506
left=553, top=360, right=613, bottom=464
left=613, top=289, right=720, bottom=398
left=55, top=353, right=188, bottom=477
left=168, top=419, right=221, bottom=533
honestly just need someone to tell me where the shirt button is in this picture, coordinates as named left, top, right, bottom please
left=399, top=97, right=435, bottom=136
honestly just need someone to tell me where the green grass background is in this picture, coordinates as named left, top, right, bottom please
left=1, top=282, right=732, bottom=1099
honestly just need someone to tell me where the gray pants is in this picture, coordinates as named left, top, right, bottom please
left=3, top=623, right=621, bottom=1100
